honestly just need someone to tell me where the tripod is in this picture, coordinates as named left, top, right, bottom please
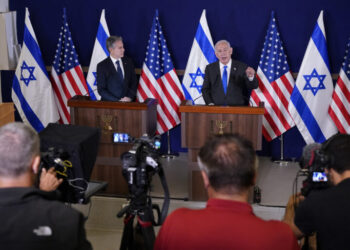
left=117, top=193, right=159, bottom=250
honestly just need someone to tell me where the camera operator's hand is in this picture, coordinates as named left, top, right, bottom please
left=39, top=167, right=63, bottom=192
left=282, top=193, right=305, bottom=239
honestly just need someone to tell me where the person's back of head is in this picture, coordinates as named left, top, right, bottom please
left=198, top=133, right=256, bottom=195
left=322, top=133, right=350, bottom=174
left=0, top=122, right=39, bottom=179
left=0, top=123, right=93, bottom=249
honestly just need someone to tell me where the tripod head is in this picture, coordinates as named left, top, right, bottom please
left=117, top=134, right=169, bottom=225
left=117, top=134, right=170, bottom=250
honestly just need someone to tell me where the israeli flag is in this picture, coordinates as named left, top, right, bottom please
left=182, top=10, right=216, bottom=104
left=86, top=9, right=110, bottom=100
left=12, top=8, right=59, bottom=132
left=288, top=11, right=337, bottom=144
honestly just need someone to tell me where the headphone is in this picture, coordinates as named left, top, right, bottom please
left=309, top=134, right=338, bottom=170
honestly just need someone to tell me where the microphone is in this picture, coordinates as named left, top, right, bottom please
left=299, top=143, right=322, bottom=169
left=192, top=94, right=203, bottom=104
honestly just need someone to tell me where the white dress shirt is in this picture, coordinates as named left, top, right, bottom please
left=219, top=60, right=232, bottom=88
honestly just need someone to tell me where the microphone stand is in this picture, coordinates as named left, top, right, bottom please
left=273, top=134, right=290, bottom=166
left=161, top=130, right=178, bottom=159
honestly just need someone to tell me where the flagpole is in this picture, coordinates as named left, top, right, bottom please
left=273, top=134, right=289, bottom=166
left=161, top=130, right=178, bottom=159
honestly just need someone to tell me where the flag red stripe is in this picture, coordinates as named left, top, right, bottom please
left=282, top=72, right=294, bottom=94
left=278, top=75, right=293, bottom=108
left=270, top=80, right=289, bottom=112
left=263, top=108, right=282, bottom=139
left=74, top=66, right=89, bottom=93
left=50, top=74, right=70, bottom=123
left=257, top=75, right=291, bottom=131
left=137, top=81, right=148, bottom=102
left=329, top=107, right=346, bottom=133
left=251, top=90, right=280, bottom=141
left=57, top=74, right=72, bottom=100
left=332, top=92, right=350, bottom=127
left=262, top=126, right=272, bottom=142
left=156, top=110, right=168, bottom=134
left=157, top=77, right=179, bottom=115
left=164, top=72, right=184, bottom=118
left=337, top=77, right=350, bottom=103
left=250, top=90, right=261, bottom=108
left=65, top=70, right=83, bottom=96
left=141, top=72, right=176, bottom=126
left=157, top=77, right=180, bottom=119
left=165, top=70, right=184, bottom=99
left=138, top=74, right=168, bottom=134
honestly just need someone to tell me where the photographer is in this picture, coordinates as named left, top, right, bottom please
left=155, top=134, right=299, bottom=250
left=283, top=134, right=350, bottom=250
left=0, top=122, right=92, bottom=250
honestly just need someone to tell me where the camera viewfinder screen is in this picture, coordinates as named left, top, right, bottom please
left=312, top=172, right=328, bottom=182
left=113, top=133, right=129, bottom=143
left=154, top=140, right=161, bottom=149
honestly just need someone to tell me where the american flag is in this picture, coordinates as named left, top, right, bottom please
left=137, top=10, right=184, bottom=134
left=250, top=11, right=295, bottom=141
left=50, top=8, right=88, bottom=124
left=329, top=39, right=350, bottom=133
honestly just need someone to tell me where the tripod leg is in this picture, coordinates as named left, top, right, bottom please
left=137, top=211, right=156, bottom=250
left=120, top=214, right=134, bottom=250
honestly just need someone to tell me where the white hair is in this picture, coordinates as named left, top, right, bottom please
left=214, top=40, right=231, bottom=51
left=0, top=122, right=39, bottom=177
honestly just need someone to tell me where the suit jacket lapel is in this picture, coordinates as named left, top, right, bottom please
left=214, top=61, right=221, bottom=84
left=214, top=61, right=227, bottom=96
left=122, top=57, right=128, bottom=83
left=228, top=60, right=238, bottom=89
left=107, top=57, right=118, bottom=75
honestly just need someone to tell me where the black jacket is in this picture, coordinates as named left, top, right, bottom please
left=202, top=60, right=258, bottom=106
left=96, top=56, right=138, bottom=101
left=0, top=187, right=92, bottom=250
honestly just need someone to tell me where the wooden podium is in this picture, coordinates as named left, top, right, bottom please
left=0, top=102, right=15, bottom=126
left=68, top=96, right=157, bottom=196
left=179, top=101, right=264, bottom=200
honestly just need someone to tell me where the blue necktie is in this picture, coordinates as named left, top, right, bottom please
left=222, top=65, right=228, bottom=95
left=116, top=60, right=124, bottom=81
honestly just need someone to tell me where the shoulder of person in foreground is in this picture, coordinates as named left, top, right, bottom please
left=267, top=219, right=300, bottom=249
left=37, top=193, right=92, bottom=250
left=154, top=207, right=196, bottom=249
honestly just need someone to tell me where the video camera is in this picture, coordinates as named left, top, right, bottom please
left=121, top=135, right=161, bottom=195
left=40, top=147, right=72, bottom=178
left=117, top=134, right=169, bottom=220
left=115, top=133, right=169, bottom=250
left=298, top=143, right=330, bottom=197
left=38, top=147, right=88, bottom=203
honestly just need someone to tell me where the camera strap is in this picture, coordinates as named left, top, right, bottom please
left=157, top=166, right=170, bottom=225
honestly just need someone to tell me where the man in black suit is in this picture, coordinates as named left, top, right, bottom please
left=97, top=36, right=138, bottom=101
left=202, top=40, right=258, bottom=106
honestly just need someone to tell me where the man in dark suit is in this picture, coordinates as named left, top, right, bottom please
left=202, top=40, right=258, bottom=106
left=97, top=36, right=138, bottom=101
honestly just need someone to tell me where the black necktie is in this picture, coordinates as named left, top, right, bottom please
left=115, top=60, right=124, bottom=81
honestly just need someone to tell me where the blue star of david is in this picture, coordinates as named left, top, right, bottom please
left=189, top=67, right=205, bottom=93
left=93, top=72, right=97, bottom=86
left=20, top=61, right=36, bottom=86
left=303, top=68, right=326, bottom=96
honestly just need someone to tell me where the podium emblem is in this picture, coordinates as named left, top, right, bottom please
left=101, top=114, right=113, bottom=134
left=215, top=120, right=227, bottom=135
